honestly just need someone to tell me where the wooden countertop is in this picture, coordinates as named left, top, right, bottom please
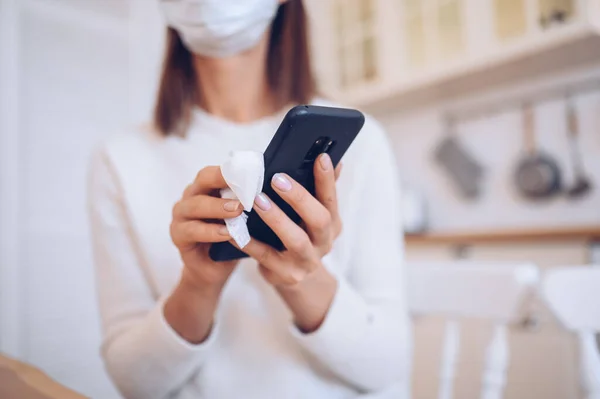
left=405, top=226, right=600, bottom=245
left=0, top=354, right=86, bottom=399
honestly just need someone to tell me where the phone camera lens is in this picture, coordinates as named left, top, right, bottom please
left=302, top=137, right=330, bottom=166
left=321, top=140, right=335, bottom=153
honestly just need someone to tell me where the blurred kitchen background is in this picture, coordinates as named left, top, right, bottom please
left=1, top=0, right=599, bottom=398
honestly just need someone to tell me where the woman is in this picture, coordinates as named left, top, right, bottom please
left=88, top=0, right=411, bottom=398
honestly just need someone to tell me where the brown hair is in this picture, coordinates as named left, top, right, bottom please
left=153, top=1, right=316, bottom=136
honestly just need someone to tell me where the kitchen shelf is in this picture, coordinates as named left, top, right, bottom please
left=339, top=20, right=600, bottom=113
left=405, top=226, right=600, bottom=245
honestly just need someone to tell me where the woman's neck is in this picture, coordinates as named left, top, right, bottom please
left=193, top=36, right=277, bottom=124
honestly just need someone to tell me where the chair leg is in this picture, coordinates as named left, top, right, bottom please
left=439, top=320, right=460, bottom=399
left=579, top=331, right=600, bottom=399
left=481, top=324, right=509, bottom=399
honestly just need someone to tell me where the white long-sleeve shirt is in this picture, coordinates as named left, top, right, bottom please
left=88, top=100, right=411, bottom=399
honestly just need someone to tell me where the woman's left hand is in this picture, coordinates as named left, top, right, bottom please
left=241, top=153, right=342, bottom=288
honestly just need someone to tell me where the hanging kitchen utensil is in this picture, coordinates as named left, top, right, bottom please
left=514, top=104, right=562, bottom=200
left=434, top=116, right=484, bottom=199
left=565, top=98, right=592, bottom=198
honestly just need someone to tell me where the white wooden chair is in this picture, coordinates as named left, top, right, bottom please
left=543, top=266, right=600, bottom=399
left=407, top=262, right=540, bottom=399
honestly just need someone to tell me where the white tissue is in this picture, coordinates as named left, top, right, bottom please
left=220, top=151, right=265, bottom=248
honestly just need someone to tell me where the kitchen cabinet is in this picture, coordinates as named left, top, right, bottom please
left=494, top=0, right=528, bottom=40
left=404, top=0, right=428, bottom=68
left=332, top=0, right=378, bottom=89
left=304, top=0, right=600, bottom=111
left=406, top=231, right=596, bottom=399
left=403, top=0, right=466, bottom=67
left=437, top=0, right=464, bottom=61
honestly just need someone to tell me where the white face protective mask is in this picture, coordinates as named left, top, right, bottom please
left=160, top=0, right=280, bottom=58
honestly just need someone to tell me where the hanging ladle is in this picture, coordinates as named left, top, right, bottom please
left=565, top=98, right=592, bottom=198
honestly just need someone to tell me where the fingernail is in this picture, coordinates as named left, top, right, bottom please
left=319, top=153, right=332, bottom=171
left=224, top=201, right=240, bottom=212
left=254, top=193, right=272, bottom=211
left=218, top=226, right=230, bottom=236
left=272, top=173, right=292, bottom=192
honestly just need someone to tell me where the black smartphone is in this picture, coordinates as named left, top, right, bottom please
left=209, top=105, right=365, bottom=262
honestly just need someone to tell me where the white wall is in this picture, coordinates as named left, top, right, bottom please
left=0, top=0, right=164, bottom=397
left=0, top=0, right=23, bottom=358
left=18, top=4, right=128, bottom=397
left=376, top=65, right=600, bottom=233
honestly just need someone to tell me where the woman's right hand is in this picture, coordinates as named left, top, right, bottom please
left=170, top=166, right=243, bottom=291
left=165, top=166, right=242, bottom=344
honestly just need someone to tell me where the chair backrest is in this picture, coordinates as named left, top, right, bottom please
left=543, top=267, right=600, bottom=399
left=543, top=267, right=600, bottom=331
left=408, top=262, right=540, bottom=399
left=408, top=262, right=539, bottom=322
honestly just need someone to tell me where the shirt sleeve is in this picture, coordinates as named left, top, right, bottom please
left=291, top=120, right=412, bottom=393
left=88, top=148, right=219, bottom=399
